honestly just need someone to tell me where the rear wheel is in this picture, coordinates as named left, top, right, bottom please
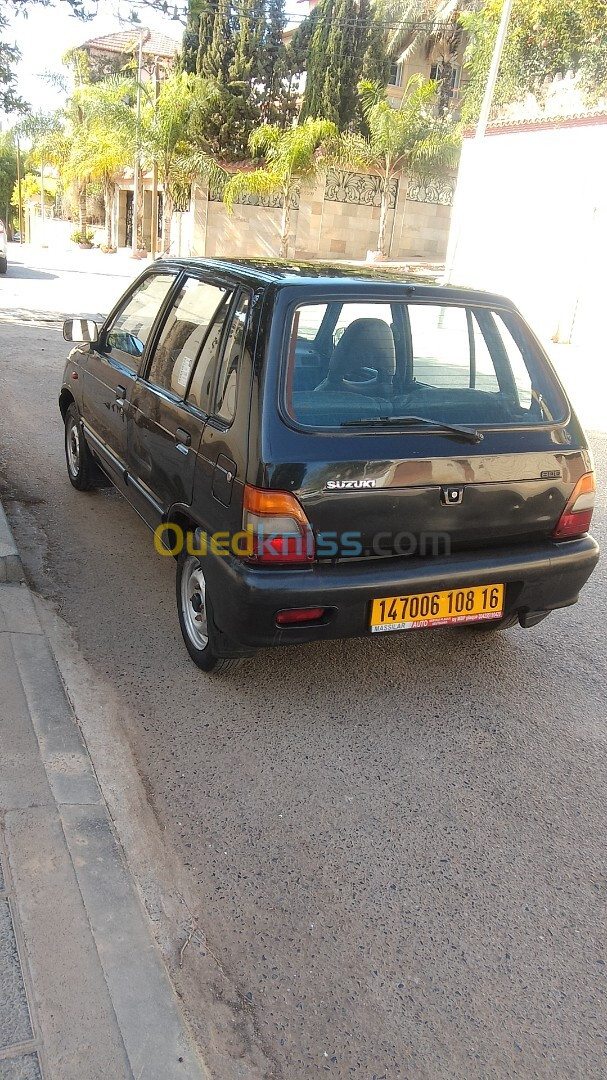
left=176, top=552, right=243, bottom=673
left=64, top=403, right=96, bottom=491
left=0, top=257, right=7, bottom=275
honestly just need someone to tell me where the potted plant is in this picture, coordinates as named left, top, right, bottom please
left=71, top=228, right=95, bottom=249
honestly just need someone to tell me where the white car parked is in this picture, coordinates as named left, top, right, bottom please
left=0, top=219, right=7, bottom=274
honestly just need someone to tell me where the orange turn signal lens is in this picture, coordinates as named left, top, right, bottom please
left=242, top=485, right=315, bottom=566
left=243, top=484, right=310, bottom=526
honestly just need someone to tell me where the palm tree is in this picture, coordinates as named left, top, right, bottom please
left=382, top=0, right=471, bottom=83
left=17, top=110, right=68, bottom=238
left=141, top=72, right=226, bottom=254
left=223, top=118, right=339, bottom=258
left=72, top=77, right=138, bottom=249
left=68, top=127, right=129, bottom=249
left=341, top=76, right=460, bottom=256
left=71, top=72, right=225, bottom=255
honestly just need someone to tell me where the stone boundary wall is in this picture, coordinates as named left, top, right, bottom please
left=173, top=169, right=454, bottom=262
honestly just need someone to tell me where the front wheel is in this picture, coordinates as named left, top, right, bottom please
left=64, top=403, right=96, bottom=490
left=176, top=552, right=243, bottom=673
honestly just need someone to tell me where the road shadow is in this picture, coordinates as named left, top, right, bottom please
left=0, top=308, right=107, bottom=326
left=3, top=265, right=58, bottom=281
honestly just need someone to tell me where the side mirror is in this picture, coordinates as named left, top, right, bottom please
left=106, top=330, right=145, bottom=358
left=63, top=318, right=99, bottom=343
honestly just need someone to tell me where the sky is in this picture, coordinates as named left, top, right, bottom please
left=4, top=1, right=182, bottom=114
left=4, top=0, right=306, bottom=119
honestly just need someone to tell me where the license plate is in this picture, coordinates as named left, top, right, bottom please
left=370, top=584, right=504, bottom=633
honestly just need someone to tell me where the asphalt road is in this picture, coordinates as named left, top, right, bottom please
left=1, top=246, right=606, bottom=1080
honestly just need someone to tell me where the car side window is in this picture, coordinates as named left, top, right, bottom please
left=213, top=292, right=250, bottom=425
left=104, top=273, right=176, bottom=371
left=186, top=291, right=234, bottom=413
left=148, top=277, right=231, bottom=398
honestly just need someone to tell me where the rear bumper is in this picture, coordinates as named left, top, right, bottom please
left=208, top=536, right=600, bottom=650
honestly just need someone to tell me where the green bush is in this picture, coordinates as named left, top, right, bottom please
left=71, top=228, right=95, bottom=245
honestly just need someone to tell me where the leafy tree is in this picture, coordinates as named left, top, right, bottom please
left=461, top=0, right=607, bottom=120
left=16, top=110, right=68, bottom=226
left=0, top=12, right=26, bottom=114
left=11, top=172, right=56, bottom=225
left=341, top=76, right=460, bottom=255
left=223, top=117, right=338, bottom=256
left=299, top=0, right=374, bottom=130
left=8, top=0, right=97, bottom=13
left=0, top=133, right=18, bottom=229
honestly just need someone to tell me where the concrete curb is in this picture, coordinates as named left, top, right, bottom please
left=0, top=503, right=207, bottom=1080
left=0, top=503, right=23, bottom=583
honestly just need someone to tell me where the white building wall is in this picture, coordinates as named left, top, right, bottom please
left=446, top=118, right=607, bottom=342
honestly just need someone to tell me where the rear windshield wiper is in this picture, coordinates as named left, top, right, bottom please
left=341, top=415, right=484, bottom=443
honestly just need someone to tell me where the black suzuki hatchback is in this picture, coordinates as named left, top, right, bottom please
left=60, top=259, right=599, bottom=671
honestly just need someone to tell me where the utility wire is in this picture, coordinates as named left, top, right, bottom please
left=123, top=0, right=459, bottom=33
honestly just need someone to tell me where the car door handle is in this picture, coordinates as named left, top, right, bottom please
left=174, top=427, right=191, bottom=454
left=115, top=385, right=127, bottom=410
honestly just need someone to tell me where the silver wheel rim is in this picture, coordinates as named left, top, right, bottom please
left=67, top=417, right=81, bottom=477
left=181, top=557, right=209, bottom=650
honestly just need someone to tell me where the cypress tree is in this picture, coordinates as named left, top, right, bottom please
left=194, top=3, right=216, bottom=76
left=227, top=0, right=266, bottom=156
left=182, top=0, right=296, bottom=157
left=288, top=4, right=318, bottom=77
left=261, top=0, right=296, bottom=126
left=361, top=9, right=390, bottom=85
left=199, top=0, right=235, bottom=81
left=300, top=0, right=373, bottom=130
left=180, top=7, right=201, bottom=73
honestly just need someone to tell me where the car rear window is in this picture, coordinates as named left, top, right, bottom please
left=283, top=300, right=566, bottom=431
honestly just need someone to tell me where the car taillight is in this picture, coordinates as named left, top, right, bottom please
left=553, top=472, right=595, bottom=540
left=242, top=484, right=315, bottom=566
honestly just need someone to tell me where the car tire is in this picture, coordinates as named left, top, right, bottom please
left=64, top=403, right=96, bottom=491
left=176, top=551, right=243, bottom=673
left=0, top=257, right=7, bottom=275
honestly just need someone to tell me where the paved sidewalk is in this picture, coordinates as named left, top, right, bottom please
left=0, top=504, right=207, bottom=1080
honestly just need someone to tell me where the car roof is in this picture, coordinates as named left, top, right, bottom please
left=159, top=258, right=517, bottom=311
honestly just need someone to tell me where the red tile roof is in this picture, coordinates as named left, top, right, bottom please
left=82, top=27, right=179, bottom=61
left=464, top=111, right=607, bottom=137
